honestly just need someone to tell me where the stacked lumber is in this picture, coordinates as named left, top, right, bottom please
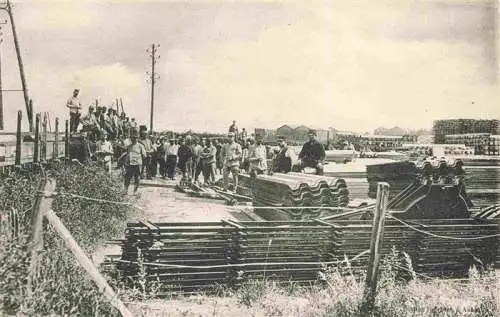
left=111, top=218, right=500, bottom=295
left=327, top=218, right=499, bottom=277
left=251, top=173, right=349, bottom=220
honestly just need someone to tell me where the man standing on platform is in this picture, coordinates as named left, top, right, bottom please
left=297, top=129, right=325, bottom=175
left=66, top=89, right=82, bottom=133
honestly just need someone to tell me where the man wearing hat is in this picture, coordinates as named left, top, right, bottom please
left=222, top=132, right=242, bottom=191
left=297, top=129, right=325, bottom=175
left=66, top=89, right=82, bottom=133
left=273, top=136, right=294, bottom=173
left=123, top=130, right=146, bottom=194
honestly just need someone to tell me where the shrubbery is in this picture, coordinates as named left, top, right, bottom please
left=0, top=162, right=133, bottom=316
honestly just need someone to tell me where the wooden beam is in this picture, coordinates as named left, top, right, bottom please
left=44, top=209, right=133, bottom=317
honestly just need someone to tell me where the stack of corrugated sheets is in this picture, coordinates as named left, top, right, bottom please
left=251, top=172, right=349, bottom=220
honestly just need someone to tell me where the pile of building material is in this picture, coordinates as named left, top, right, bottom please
left=251, top=173, right=349, bottom=220
left=461, top=157, right=500, bottom=208
left=109, top=218, right=499, bottom=295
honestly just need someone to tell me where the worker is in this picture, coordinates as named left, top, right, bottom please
left=165, top=137, right=179, bottom=180
left=95, top=131, right=114, bottom=173
left=228, top=120, right=239, bottom=139
left=248, top=135, right=267, bottom=177
left=123, top=130, right=146, bottom=194
left=139, top=130, right=154, bottom=179
left=222, top=132, right=242, bottom=192
left=178, top=136, right=194, bottom=181
left=273, top=136, right=294, bottom=174
left=296, top=130, right=325, bottom=175
left=200, top=139, right=217, bottom=184
left=66, top=89, right=82, bottom=133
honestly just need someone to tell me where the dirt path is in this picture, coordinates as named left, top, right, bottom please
left=130, top=179, right=253, bottom=223
left=92, top=178, right=254, bottom=265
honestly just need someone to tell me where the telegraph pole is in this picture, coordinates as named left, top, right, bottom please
left=4, top=0, right=32, bottom=132
left=147, top=44, right=160, bottom=134
left=0, top=20, right=5, bottom=130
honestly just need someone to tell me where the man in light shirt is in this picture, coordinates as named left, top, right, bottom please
left=164, top=137, right=179, bottom=180
left=124, top=131, right=146, bottom=194
left=66, top=89, right=82, bottom=133
left=222, top=132, right=242, bottom=191
left=248, top=135, right=268, bottom=178
left=95, top=131, right=114, bottom=173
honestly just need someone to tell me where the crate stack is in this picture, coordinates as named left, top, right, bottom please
left=489, top=135, right=500, bottom=156
left=433, top=119, right=500, bottom=146
left=444, top=133, right=490, bottom=155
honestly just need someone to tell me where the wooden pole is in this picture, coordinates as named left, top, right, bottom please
left=120, top=98, right=124, bottom=114
left=64, top=120, right=69, bottom=160
left=27, top=176, right=53, bottom=295
left=0, top=35, right=3, bottom=131
left=360, top=182, right=390, bottom=312
left=33, top=113, right=40, bottom=164
left=44, top=209, right=134, bottom=317
left=42, top=113, right=47, bottom=161
left=6, top=0, right=32, bottom=132
left=15, top=110, right=22, bottom=165
left=54, top=118, right=59, bottom=159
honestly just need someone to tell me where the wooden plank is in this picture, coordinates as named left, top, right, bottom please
left=45, top=209, right=133, bottom=317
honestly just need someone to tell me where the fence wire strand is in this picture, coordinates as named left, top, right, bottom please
left=387, top=215, right=500, bottom=240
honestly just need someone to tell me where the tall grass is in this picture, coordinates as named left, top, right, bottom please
left=0, top=162, right=133, bottom=316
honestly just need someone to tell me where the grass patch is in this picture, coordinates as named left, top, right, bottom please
left=0, top=162, right=133, bottom=316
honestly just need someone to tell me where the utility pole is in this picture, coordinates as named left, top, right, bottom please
left=4, top=0, right=32, bottom=132
left=0, top=20, right=6, bottom=130
left=147, top=44, right=160, bottom=134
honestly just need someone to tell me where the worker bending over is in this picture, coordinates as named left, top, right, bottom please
left=297, top=130, right=325, bottom=175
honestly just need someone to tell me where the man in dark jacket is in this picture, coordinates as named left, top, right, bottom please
left=297, top=130, right=325, bottom=175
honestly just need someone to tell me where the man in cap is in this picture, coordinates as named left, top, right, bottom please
left=297, top=129, right=325, bottom=175
left=222, top=132, right=242, bottom=191
left=124, top=130, right=146, bottom=194
left=66, top=89, right=82, bottom=133
left=273, top=136, right=294, bottom=174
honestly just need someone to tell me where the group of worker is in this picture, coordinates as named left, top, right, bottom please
left=67, top=90, right=326, bottom=194
left=66, top=88, right=139, bottom=141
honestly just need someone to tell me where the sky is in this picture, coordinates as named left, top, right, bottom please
left=0, top=0, right=498, bottom=133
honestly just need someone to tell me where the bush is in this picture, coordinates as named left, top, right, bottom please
left=0, top=162, right=133, bottom=316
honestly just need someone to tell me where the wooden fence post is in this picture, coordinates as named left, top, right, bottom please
left=15, top=110, right=22, bottom=166
left=44, top=209, right=134, bottom=317
left=360, top=182, right=390, bottom=312
left=42, top=113, right=47, bottom=161
left=65, top=120, right=69, bottom=160
left=33, top=113, right=40, bottom=164
left=54, top=118, right=59, bottom=159
left=27, top=177, right=54, bottom=296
